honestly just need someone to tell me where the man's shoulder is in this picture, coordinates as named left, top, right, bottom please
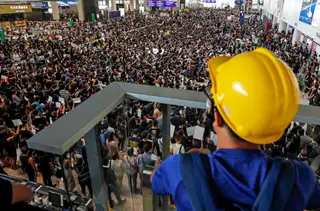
left=159, top=154, right=182, bottom=173
left=292, top=159, right=317, bottom=183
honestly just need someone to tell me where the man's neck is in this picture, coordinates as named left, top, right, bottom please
left=216, top=133, right=260, bottom=150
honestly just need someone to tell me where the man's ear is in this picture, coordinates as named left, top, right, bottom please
left=213, top=111, right=223, bottom=127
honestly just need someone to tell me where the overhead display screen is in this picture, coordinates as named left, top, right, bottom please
left=147, top=0, right=176, bottom=7
left=203, top=0, right=216, bottom=3
left=57, top=0, right=78, bottom=6
left=299, top=0, right=317, bottom=25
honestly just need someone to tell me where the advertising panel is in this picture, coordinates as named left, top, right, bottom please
left=275, top=0, right=283, bottom=16
left=311, top=0, right=320, bottom=28
left=147, top=0, right=176, bottom=7
left=0, top=4, right=32, bottom=14
left=57, top=0, right=78, bottom=6
left=299, top=0, right=317, bottom=25
left=203, top=0, right=216, bottom=3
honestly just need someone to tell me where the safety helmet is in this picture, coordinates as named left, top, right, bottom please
left=207, top=48, right=299, bottom=145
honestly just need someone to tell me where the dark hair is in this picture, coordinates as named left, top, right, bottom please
left=298, top=129, right=305, bottom=136
left=33, top=109, right=39, bottom=116
left=175, top=130, right=183, bottom=142
left=143, top=142, right=152, bottom=152
left=152, top=120, right=158, bottom=127
left=0, top=118, right=4, bottom=126
left=313, top=134, right=320, bottom=144
left=216, top=110, right=247, bottom=143
left=21, top=146, right=29, bottom=154
left=112, top=152, right=119, bottom=160
left=127, top=148, right=134, bottom=156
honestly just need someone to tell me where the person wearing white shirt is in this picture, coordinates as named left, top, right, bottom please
left=172, top=133, right=185, bottom=155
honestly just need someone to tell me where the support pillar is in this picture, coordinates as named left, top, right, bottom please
left=130, top=0, right=134, bottom=11
left=278, top=20, right=286, bottom=33
left=112, top=0, right=117, bottom=11
left=145, top=0, right=151, bottom=11
left=272, top=16, right=277, bottom=28
left=124, top=1, right=129, bottom=12
left=85, top=127, right=109, bottom=211
left=78, top=0, right=85, bottom=22
left=292, top=29, right=302, bottom=46
left=161, top=104, right=171, bottom=211
left=52, top=1, right=60, bottom=21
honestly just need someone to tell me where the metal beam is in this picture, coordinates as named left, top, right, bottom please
left=118, top=82, right=207, bottom=109
left=295, top=104, right=320, bottom=125
left=161, top=104, right=171, bottom=211
left=27, top=82, right=126, bottom=155
left=27, top=82, right=320, bottom=155
left=85, top=126, right=109, bottom=211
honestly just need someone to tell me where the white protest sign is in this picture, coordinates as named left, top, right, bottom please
left=55, top=102, right=61, bottom=108
left=108, top=127, right=115, bottom=133
left=151, top=154, right=158, bottom=161
left=59, top=97, right=65, bottom=104
left=72, top=98, right=81, bottom=104
left=193, top=126, right=205, bottom=140
left=137, top=109, right=142, bottom=118
left=12, top=119, right=23, bottom=126
left=186, top=126, right=195, bottom=137
left=211, top=131, right=218, bottom=146
left=170, top=125, right=175, bottom=138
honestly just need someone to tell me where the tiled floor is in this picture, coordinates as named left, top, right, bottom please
left=4, top=167, right=144, bottom=211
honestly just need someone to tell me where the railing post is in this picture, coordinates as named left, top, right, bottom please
left=84, top=126, right=109, bottom=211
left=161, top=104, right=171, bottom=211
left=162, top=104, right=171, bottom=160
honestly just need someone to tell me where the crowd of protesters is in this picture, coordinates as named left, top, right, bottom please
left=0, top=7, right=320, bottom=208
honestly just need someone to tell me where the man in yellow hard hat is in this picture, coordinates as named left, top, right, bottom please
left=151, top=48, right=320, bottom=211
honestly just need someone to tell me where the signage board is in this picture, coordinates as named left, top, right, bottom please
left=147, top=0, right=176, bottom=7
left=299, top=0, right=317, bottom=25
left=204, top=0, right=216, bottom=3
left=0, top=4, right=32, bottom=14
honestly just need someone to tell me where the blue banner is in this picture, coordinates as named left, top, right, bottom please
left=147, top=0, right=176, bottom=7
left=299, top=0, right=317, bottom=25
left=240, top=12, right=244, bottom=24
left=203, top=0, right=216, bottom=3
left=235, top=0, right=243, bottom=5
left=57, top=0, right=78, bottom=6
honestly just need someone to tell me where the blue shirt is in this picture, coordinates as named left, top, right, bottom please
left=100, top=130, right=112, bottom=145
left=138, top=152, right=155, bottom=173
left=128, top=136, right=140, bottom=143
left=152, top=149, right=320, bottom=211
left=32, top=102, right=43, bottom=116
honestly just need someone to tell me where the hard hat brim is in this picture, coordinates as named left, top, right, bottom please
left=208, top=56, right=232, bottom=95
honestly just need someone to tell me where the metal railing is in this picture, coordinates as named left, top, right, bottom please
left=27, top=82, right=320, bottom=211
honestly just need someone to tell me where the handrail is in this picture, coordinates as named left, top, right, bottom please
left=26, top=82, right=320, bottom=211
left=27, top=82, right=320, bottom=155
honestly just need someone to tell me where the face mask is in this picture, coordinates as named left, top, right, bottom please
left=66, top=153, right=70, bottom=159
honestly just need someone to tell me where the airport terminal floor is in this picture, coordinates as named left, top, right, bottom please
left=1, top=2, right=320, bottom=211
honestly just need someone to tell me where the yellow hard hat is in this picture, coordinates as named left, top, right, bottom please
left=207, top=48, right=299, bottom=145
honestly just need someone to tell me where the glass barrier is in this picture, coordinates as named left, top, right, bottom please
left=7, top=98, right=320, bottom=210
left=23, top=82, right=320, bottom=211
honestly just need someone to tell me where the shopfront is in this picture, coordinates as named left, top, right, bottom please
left=0, top=3, right=32, bottom=23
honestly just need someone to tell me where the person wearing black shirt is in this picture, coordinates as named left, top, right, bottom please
left=20, top=147, right=37, bottom=182
left=0, top=118, right=18, bottom=169
left=75, top=158, right=93, bottom=197
left=38, top=152, right=53, bottom=186
left=31, top=110, right=47, bottom=132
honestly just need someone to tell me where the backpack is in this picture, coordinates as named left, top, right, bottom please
left=180, top=153, right=295, bottom=211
